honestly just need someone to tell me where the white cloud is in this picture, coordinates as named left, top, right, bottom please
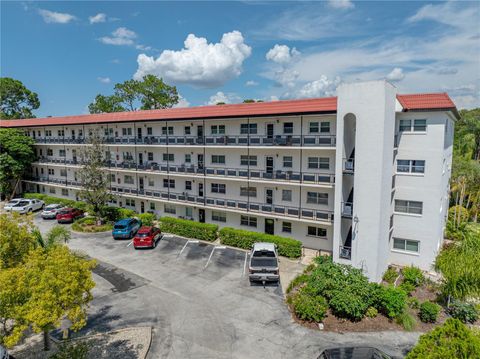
left=297, top=76, right=341, bottom=98
left=173, top=95, right=190, bottom=108
left=386, top=68, right=405, bottom=82
left=99, top=27, right=137, bottom=46
left=89, top=13, right=106, bottom=24
left=327, top=0, right=355, bottom=10
left=136, top=44, right=152, bottom=51
left=111, top=59, right=121, bottom=64
left=245, top=80, right=258, bottom=87
left=266, top=44, right=300, bottom=64
left=38, top=9, right=76, bottom=24
left=97, top=77, right=111, bottom=84
left=206, top=91, right=241, bottom=105
left=134, top=31, right=252, bottom=88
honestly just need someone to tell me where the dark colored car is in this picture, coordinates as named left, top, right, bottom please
left=133, top=226, right=163, bottom=249
left=112, top=218, right=141, bottom=239
left=56, top=208, right=84, bottom=223
left=318, top=347, right=391, bottom=359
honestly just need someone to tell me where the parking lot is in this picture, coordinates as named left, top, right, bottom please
left=32, top=215, right=419, bottom=359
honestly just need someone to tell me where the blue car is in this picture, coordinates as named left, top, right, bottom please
left=112, top=218, right=142, bottom=239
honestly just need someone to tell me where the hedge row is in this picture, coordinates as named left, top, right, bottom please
left=218, top=227, right=302, bottom=259
left=24, top=193, right=89, bottom=211
left=159, top=217, right=218, bottom=242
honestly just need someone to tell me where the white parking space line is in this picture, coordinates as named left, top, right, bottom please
left=242, top=252, right=249, bottom=277
left=204, top=245, right=226, bottom=269
left=178, top=240, right=199, bottom=257
left=126, top=241, right=133, bottom=247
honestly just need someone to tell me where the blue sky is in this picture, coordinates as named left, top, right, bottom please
left=1, top=1, right=479, bottom=117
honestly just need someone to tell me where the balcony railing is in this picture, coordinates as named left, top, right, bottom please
left=339, top=246, right=352, bottom=260
left=25, top=177, right=334, bottom=223
left=34, top=134, right=336, bottom=147
left=343, top=158, right=355, bottom=173
left=34, top=158, right=336, bottom=184
left=341, top=202, right=353, bottom=218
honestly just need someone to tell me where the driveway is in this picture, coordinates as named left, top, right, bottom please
left=33, top=215, right=419, bottom=359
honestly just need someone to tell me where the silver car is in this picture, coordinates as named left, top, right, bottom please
left=11, top=199, right=45, bottom=214
left=41, top=204, right=64, bottom=219
left=248, top=242, right=280, bottom=284
left=3, top=198, right=23, bottom=211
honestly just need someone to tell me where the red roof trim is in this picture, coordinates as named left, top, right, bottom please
left=0, top=93, right=458, bottom=128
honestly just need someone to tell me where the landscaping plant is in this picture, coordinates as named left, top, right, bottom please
left=448, top=301, right=479, bottom=324
left=419, top=301, right=441, bottom=323
left=382, top=267, right=398, bottom=284
left=402, top=266, right=425, bottom=287
left=374, top=285, right=407, bottom=319
left=290, top=287, right=328, bottom=323
left=137, top=213, right=156, bottom=226
left=365, top=307, right=378, bottom=318
left=160, top=217, right=218, bottom=241
left=395, top=312, right=416, bottom=331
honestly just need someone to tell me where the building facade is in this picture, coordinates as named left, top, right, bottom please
left=1, top=81, right=458, bottom=281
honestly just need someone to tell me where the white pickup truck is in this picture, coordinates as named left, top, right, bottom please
left=248, top=242, right=280, bottom=285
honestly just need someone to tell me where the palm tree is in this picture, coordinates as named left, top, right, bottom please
left=32, top=225, right=71, bottom=250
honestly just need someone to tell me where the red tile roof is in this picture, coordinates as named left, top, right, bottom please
left=0, top=93, right=458, bottom=128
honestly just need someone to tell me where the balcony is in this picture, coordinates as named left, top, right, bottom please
left=341, top=202, right=353, bottom=218
left=339, top=245, right=352, bottom=260
left=343, top=158, right=355, bottom=173
left=25, top=177, right=334, bottom=223
left=35, top=134, right=336, bottom=147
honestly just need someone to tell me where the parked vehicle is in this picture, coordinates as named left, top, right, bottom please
left=10, top=199, right=44, bottom=214
left=248, top=242, right=280, bottom=284
left=3, top=198, right=23, bottom=212
left=133, top=226, right=163, bottom=249
left=41, top=204, right=64, bottom=219
left=112, top=218, right=142, bottom=239
left=318, top=347, right=391, bottom=359
left=0, top=344, right=9, bottom=359
left=56, top=208, right=84, bottom=223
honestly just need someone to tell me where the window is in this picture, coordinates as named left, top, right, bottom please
left=307, top=226, right=327, bottom=238
left=283, top=156, right=293, bottom=168
left=211, top=183, right=226, bottom=194
left=309, top=120, right=331, bottom=133
left=45, top=130, right=52, bottom=137
left=212, top=211, right=227, bottom=222
left=309, top=122, right=319, bottom=133
left=393, top=238, right=419, bottom=253
left=394, top=200, right=423, bottom=215
left=282, top=190, right=292, bottom=202
left=163, top=153, right=174, bottom=162
left=58, top=129, right=64, bottom=137
left=185, top=207, right=193, bottom=218
left=308, top=157, right=329, bottom=169
left=163, top=179, right=175, bottom=188
left=49, top=187, right=56, bottom=194
left=148, top=178, right=155, bottom=187
left=162, top=126, right=174, bottom=135
left=211, top=155, right=225, bottom=164
left=122, top=128, right=133, bottom=136
left=240, top=123, right=257, bottom=134
left=108, top=174, right=116, bottom=182
left=124, top=175, right=134, bottom=184
left=147, top=127, right=153, bottom=135
left=147, top=152, right=154, bottom=161
left=240, top=155, right=257, bottom=166
left=211, top=125, right=225, bottom=135
left=41, top=168, right=44, bottom=175
left=47, top=148, right=53, bottom=156
left=399, top=119, right=427, bottom=132
left=184, top=126, right=191, bottom=135
left=240, top=187, right=257, bottom=197
left=320, top=122, right=330, bottom=133
left=241, top=215, right=257, bottom=227
left=283, top=122, right=293, bottom=134
left=307, top=192, right=328, bottom=205
left=185, top=181, right=192, bottom=190
left=48, top=168, right=55, bottom=175
left=61, top=188, right=69, bottom=196
left=123, top=152, right=134, bottom=161
left=397, top=160, right=425, bottom=174
left=185, top=154, right=191, bottom=163
left=59, top=149, right=66, bottom=157
left=164, top=204, right=176, bottom=214
left=150, top=202, right=156, bottom=211
left=60, top=169, right=67, bottom=177
left=126, top=198, right=135, bottom=207
left=282, top=222, right=292, bottom=233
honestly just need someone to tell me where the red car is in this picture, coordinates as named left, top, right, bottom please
left=56, top=208, right=84, bottom=223
left=133, top=226, right=163, bottom=249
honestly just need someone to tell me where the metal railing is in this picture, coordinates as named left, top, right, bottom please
left=25, top=177, right=334, bottom=223
left=339, top=246, right=352, bottom=260
left=35, top=134, right=336, bottom=147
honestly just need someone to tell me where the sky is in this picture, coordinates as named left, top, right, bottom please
left=1, top=1, right=479, bottom=118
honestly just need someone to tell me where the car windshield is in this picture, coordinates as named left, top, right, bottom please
left=251, top=257, right=278, bottom=267
left=45, top=205, right=59, bottom=210
left=15, top=201, right=29, bottom=207
left=58, top=209, right=71, bottom=214
left=137, top=232, right=150, bottom=238
left=7, top=200, right=20, bottom=205
left=114, top=224, right=126, bottom=230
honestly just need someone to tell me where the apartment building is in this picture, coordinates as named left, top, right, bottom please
left=1, top=81, right=458, bottom=281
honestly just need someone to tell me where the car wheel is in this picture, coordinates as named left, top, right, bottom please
left=41, top=204, right=45, bottom=209
left=129, top=231, right=133, bottom=239
left=28, top=208, right=32, bottom=213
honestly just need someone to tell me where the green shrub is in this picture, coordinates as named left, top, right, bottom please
left=117, top=208, right=137, bottom=220
left=366, top=307, right=378, bottom=318
left=419, top=301, right=441, bottom=323
left=448, top=301, right=479, bottom=324
left=159, top=217, right=218, bottom=241
left=286, top=274, right=310, bottom=294
left=375, top=286, right=407, bottom=318
left=382, top=267, right=398, bottom=284
left=405, top=319, right=480, bottom=358
left=402, top=266, right=424, bottom=287
left=399, top=281, right=416, bottom=295
left=137, top=213, right=156, bottom=226
left=49, top=341, right=89, bottom=359
left=406, top=297, right=420, bottom=310
left=218, top=227, right=302, bottom=258
left=448, top=205, right=469, bottom=224
left=395, top=312, right=416, bottom=331
left=329, top=288, right=370, bottom=321
left=291, top=288, right=328, bottom=322
left=72, top=217, right=113, bottom=233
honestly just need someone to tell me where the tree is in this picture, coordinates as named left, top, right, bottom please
left=0, top=128, right=36, bottom=199
left=405, top=318, right=480, bottom=358
left=0, top=77, right=40, bottom=119
left=0, top=213, right=36, bottom=269
left=32, top=225, right=71, bottom=251
left=77, top=131, right=112, bottom=219
left=456, top=108, right=480, bottom=160
left=88, top=75, right=178, bottom=113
